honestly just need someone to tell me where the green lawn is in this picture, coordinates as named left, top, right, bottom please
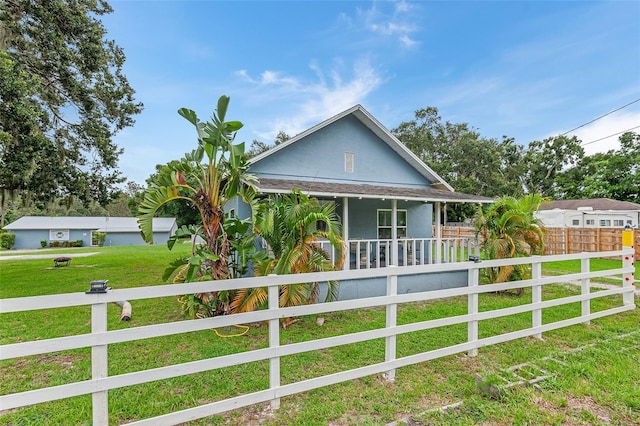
left=1, top=245, right=638, bottom=425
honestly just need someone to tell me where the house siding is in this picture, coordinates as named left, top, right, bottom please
left=320, top=271, right=468, bottom=301
left=335, top=198, right=433, bottom=240
left=249, top=115, right=430, bottom=188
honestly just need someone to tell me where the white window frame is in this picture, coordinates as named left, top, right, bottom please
left=377, top=209, right=407, bottom=239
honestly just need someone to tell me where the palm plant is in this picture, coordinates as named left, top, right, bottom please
left=473, top=194, right=546, bottom=293
left=137, top=96, right=257, bottom=316
left=231, top=190, right=345, bottom=317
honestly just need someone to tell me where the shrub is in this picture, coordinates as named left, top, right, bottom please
left=0, top=232, right=16, bottom=249
left=92, top=232, right=106, bottom=246
left=40, top=240, right=47, bottom=248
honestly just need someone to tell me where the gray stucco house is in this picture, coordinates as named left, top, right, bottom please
left=227, top=104, right=492, bottom=298
left=3, top=216, right=177, bottom=249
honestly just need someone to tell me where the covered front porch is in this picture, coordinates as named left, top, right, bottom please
left=254, top=178, right=492, bottom=271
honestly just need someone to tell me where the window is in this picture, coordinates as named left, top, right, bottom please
left=344, top=152, right=354, bottom=173
left=377, top=209, right=407, bottom=239
left=600, top=219, right=611, bottom=227
left=571, top=219, right=580, bottom=226
left=586, top=219, right=595, bottom=225
left=614, top=220, right=624, bottom=227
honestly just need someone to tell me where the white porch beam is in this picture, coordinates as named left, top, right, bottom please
left=391, top=199, right=398, bottom=266
left=435, top=201, right=441, bottom=264
left=343, top=197, right=349, bottom=271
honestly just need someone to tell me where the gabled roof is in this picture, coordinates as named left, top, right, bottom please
left=540, top=198, right=640, bottom=211
left=3, top=216, right=176, bottom=232
left=249, top=104, right=454, bottom=192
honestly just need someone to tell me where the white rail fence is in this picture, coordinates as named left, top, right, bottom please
left=1, top=249, right=635, bottom=425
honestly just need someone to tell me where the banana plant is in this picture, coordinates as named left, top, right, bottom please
left=137, top=96, right=257, bottom=316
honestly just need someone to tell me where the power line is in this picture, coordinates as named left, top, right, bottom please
left=560, top=98, right=640, bottom=138
left=581, top=125, right=640, bottom=147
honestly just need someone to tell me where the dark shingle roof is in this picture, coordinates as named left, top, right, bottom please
left=254, top=178, right=493, bottom=203
left=540, top=198, right=640, bottom=211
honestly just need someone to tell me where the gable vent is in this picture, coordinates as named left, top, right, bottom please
left=345, top=152, right=354, bottom=173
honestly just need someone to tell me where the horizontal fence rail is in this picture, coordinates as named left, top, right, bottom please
left=0, top=249, right=636, bottom=425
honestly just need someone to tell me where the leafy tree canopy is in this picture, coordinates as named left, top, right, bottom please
left=556, top=132, right=639, bottom=204
left=0, top=0, right=142, bottom=226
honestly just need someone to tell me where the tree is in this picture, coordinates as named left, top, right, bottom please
left=473, top=194, right=545, bottom=294
left=138, top=96, right=256, bottom=315
left=246, top=130, right=290, bottom=158
left=392, top=107, right=526, bottom=221
left=0, top=0, right=142, bottom=225
left=557, top=132, right=639, bottom=203
left=231, top=190, right=344, bottom=317
left=521, top=135, right=584, bottom=197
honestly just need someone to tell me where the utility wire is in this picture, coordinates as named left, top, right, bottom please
left=581, top=125, right=640, bottom=147
left=560, top=98, right=640, bottom=138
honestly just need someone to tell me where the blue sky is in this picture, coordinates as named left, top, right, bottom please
left=103, top=1, right=640, bottom=185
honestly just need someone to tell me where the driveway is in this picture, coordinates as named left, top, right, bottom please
left=0, top=251, right=100, bottom=261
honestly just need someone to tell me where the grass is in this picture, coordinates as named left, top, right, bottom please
left=1, top=245, right=638, bottom=425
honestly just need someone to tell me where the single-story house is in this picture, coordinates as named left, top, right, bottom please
left=3, top=216, right=177, bottom=249
left=227, top=104, right=493, bottom=298
left=536, top=198, right=640, bottom=229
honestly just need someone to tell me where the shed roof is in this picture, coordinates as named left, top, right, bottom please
left=3, top=216, right=176, bottom=232
left=540, top=198, right=640, bottom=211
left=255, top=178, right=494, bottom=203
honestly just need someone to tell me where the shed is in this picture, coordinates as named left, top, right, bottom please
left=3, top=216, right=177, bottom=249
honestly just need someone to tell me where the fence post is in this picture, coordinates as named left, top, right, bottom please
left=467, top=265, right=479, bottom=357
left=384, top=266, right=398, bottom=381
left=531, top=258, right=543, bottom=339
left=91, top=301, right=108, bottom=425
left=268, top=279, right=280, bottom=410
left=622, top=229, right=635, bottom=306
left=581, top=255, right=591, bottom=324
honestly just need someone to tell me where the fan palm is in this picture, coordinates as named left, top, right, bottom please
left=474, top=194, right=546, bottom=292
left=231, top=190, right=345, bottom=316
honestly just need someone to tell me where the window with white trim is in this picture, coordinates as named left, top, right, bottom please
left=586, top=219, right=595, bottom=225
left=613, top=219, right=624, bottom=227
left=571, top=219, right=580, bottom=226
left=600, top=219, right=611, bottom=227
left=377, top=209, right=407, bottom=239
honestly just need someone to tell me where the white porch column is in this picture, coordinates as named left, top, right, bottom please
left=391, top=199, right=398, bottom=266
left=435, top=201, right=442, bottom=264
left=343, top=197, right=349, bottom=271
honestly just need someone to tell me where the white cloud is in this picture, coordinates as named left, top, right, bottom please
left=237, top=60, right=382, bottom=140
left=564, top=111, right=640, bottom=156
left=356, top=1, right=420, bottom=49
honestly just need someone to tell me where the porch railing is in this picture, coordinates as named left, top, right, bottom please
left=317, top=237, right=479, bottom=270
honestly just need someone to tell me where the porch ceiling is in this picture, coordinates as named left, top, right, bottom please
left=254, top=178, right=494, bottom=204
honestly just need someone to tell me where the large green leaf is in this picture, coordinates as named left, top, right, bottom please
left=178, top=108, right=198, bottom=126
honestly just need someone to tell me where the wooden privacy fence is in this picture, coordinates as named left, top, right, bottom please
left=439, top=226, right=640, bottom=259
left=544, top=227, right=640, bottom=259
left=0, top=249, right=636, bottom=425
